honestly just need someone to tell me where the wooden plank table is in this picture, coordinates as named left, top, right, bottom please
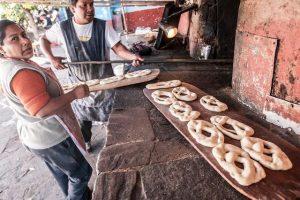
left=143, top=82, right=300, bottom=200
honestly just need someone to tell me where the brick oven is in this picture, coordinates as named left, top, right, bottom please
left=189, top=0, right=300, bottom=134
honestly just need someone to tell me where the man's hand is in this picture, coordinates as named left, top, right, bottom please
left=131, top=54, right=144, bottom=67
left=72, top=84, right=90, bottom=99
left=112, top=42, right=144, bottom=67
left=50, top=56, right=67, bottom=70
left=39, top=36, right=67, bottom=70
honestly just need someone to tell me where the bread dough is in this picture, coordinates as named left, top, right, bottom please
left=169, top=101, right=200, bottom=121
left=187, top=120, right=224, bottom=147
left=151, top=90, right=177, bottom=105
left=241, top=137, right=293, bottom=170
left=125, top=69, right=151, bottom=79
left=200, top=95, right=228, bottom=112
left=210, top=116, right=254, bottom=140
left=62, top=82, right=84, bottom=91
left=146, top=80, right=181, bottom=90
left=172, top=86, right=197, bottom=101
left=212, top=143, right=266, bottom=186
left=85, top=79, right=100, bottom=86
left=62, top=79, right=99, bottom=90
left=62, top=83, right=76, bottom=91
left=100, top=75, right=124, bottom=85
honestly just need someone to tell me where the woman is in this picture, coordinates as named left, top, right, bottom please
left=0, top=19, right=92, bottom=200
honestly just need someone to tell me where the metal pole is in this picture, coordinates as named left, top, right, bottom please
left=120, top=1, right=129, bottom=34
left=63, top=59, right=233, bottom=65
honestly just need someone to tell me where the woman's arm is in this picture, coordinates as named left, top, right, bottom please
left=35, top=85, right=89, bottom=118
left=11, top=69, right=89, bottom=118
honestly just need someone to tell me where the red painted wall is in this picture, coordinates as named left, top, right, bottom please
left=124, top=7, right=164, bottom=32
left=232, top=0, right=300, bottom=133
left=233, top=31, right=277, bottom=111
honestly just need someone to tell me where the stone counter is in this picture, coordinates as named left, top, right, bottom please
left=93, top=65, right=246, bottom=199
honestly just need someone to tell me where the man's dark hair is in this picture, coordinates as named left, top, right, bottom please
left=0, top=19, right=16, bottom=45
left=69, top=0, right=78, bottom=6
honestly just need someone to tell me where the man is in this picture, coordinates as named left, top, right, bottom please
left=40, top=0, right=143, bottom=152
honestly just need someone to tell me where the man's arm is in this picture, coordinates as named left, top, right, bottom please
left=39, top=35, right=66, bottom=70
left=111, top=42, right=144, bottom=67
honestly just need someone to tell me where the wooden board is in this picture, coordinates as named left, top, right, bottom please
left=143, top=82, right=300, bottom=200
left=89, top=69, right=160, bottom=92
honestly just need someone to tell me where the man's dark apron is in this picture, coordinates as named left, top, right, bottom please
left=60, top=18, right=115, bottom=122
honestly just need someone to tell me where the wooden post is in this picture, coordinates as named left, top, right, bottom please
left=120, top=2, right=128, bottom=34
left=189, top=0, right=203, bottom=59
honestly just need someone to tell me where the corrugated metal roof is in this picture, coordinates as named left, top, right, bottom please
left=0, top=0, right=171, bottom=6
left=0, top=0, right=68, bottom=5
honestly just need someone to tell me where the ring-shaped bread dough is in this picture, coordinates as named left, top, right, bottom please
left=125, top=69, right=151, bottom=79
left=100, top=75, right=124, bottom=85
left=212, top=143, right=266, bottom=186
left=151, top=90, right=177, bottom=105
left=210, top=116, right=254, bottom=140
left=146, top=80, right=181, bottom=90
left=169, top=101, right=200, bottom=121
left=85, top=79, right=100, bottom=86
left=62, top=83, right=76, bottom=91
left=172, top=86, right=197, bottom=101
left=200, top=95, right=228, bottom=112
left=62, top=82, right=84, bottom=91
left=241, top=137, right=292, bottom=170
left=187, top=120, right=224, bottom=147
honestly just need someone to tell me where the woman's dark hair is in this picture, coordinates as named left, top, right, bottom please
left=0, top=19, right=17, bottom=45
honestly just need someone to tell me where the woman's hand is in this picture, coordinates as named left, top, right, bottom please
left=72, top=84, right=90, bottom=99
left=35, top=84, right=89, bottom=118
